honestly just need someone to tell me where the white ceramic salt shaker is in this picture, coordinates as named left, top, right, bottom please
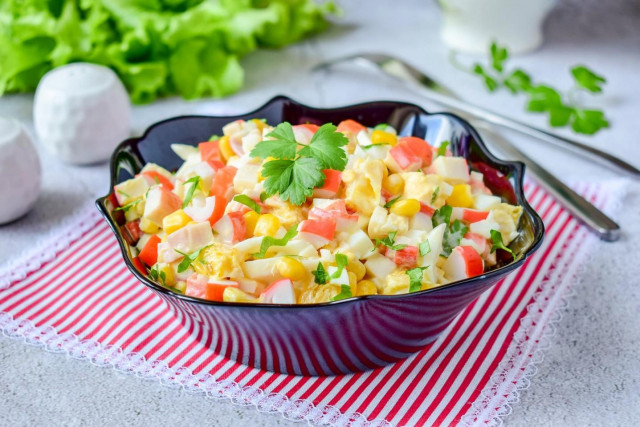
left=0, top=118, right=42, bottom=224
left=33, top=63, right=131, bottom=165
left=437, top=0, right=556, bottom=54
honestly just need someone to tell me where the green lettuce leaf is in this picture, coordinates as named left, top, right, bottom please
left=0, top=0, right=336, bottom=103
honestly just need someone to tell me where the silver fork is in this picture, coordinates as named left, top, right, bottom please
left=313, top=53, right=640, bottom=179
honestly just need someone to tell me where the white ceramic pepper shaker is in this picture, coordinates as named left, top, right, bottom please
left=33, top=63, right=131, bottom=165
left=0, top=118, right=42, bottom=224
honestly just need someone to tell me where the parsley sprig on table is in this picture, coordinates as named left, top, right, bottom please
left=250, top=122, right=349, bottom=205
left=456, top=42, right=609, bottom=135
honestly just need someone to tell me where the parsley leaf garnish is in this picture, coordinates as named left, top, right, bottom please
left=430, top=186, right=440, bottom=204
left=330, top=285, right=353, bottom=301
left=490, top=229, right=515, bottom=259
left=312, top=262, right=329, bottom=285
left=261, top=158, right=324, bottom=205
left=182, top=176, right=200, bottom=208
left=175, top=245, right=211, bottom=273
left=374, top=123, right=389, bottom=131
left=374, top=230, right=407, bottom=251
left=362, top=143, right=392, bottom=149
left=384, top=195, right=401, bottom=209
left=442, top=220, right=469, bottom=257
left=419, top=240, right=431, bottom=256
left=457, top=41, right=609, bottom=135
left=571, top=66, right=606, bottom=93
left=406, top=266, right=430, bottom=293
left=250, top=122, right=299, bottom=159
left=233, top=194, right=260, bottom=213
left=437, top=141, right=450, bottom=157
left=298, top=124, right=349, bottom=170
left=250, top=122, right=348, bottom=205
left=115, top=198, right=141, bottom=212
left=252, top=225, right=298, bottom=259
left=331, top=253, right=349, bottom=279
left=149, top=265, right=167, bottom=286
left=432, top=206, right=469, bottom=256
left=432, top=205, right=452, bottom=228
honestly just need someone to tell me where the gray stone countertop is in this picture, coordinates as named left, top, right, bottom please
left=1, top=0, right=639, bottom=425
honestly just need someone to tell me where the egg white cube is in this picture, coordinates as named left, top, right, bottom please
left=431, top=156, right=470, bottom=183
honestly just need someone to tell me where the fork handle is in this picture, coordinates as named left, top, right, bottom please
left=421, top=89, right=640, bottom=178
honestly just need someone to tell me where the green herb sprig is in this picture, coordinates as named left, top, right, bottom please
left=384, top=195, right=401, bottom=209
left=490, top=229, right=515, bottom=259
left=330, top=285, right=353, bottom=301
left=174, top=245, right=212, bottom=273
left=182, top=176, right=201, bottom=208
left=419, top=240, right=431, bottom=256
left=252, top=225, right=298, bottom=259
left=250, top=122, right=349, bottom=205
left=148, top=265, right=167, bottom=286
left=457, top=42, right=609, bottom=135
left=432, top=205, right=469, bottom=257
left=312, top=262, right=329, bottom=284
left=233, top=194, right=261, bottom=213
left=332, top=253, right=349, bottom=278
left=436, top=141, right=450, bottom=157
left=115, top=198, right=141, bottom=212
left=430, top=186, right=440, bottom=204
left=406, top=266, right=430, bottom=293
left=374, top=231, right=407, bottom=251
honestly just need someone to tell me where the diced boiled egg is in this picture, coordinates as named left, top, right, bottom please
left=430, top=156, right=470, bottom=184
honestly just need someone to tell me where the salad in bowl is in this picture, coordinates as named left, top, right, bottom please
left=97, top=97, right=543, bottom=375
left=114, top=117, right=523, bottom=305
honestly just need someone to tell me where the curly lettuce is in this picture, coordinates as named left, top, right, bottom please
left=0, top=0, right=336, bottom=103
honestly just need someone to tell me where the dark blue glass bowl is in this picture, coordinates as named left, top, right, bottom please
left=96, top=96, right=544, bottom=376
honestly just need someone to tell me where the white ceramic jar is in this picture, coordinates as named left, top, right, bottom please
left=438, top=0, right=556, bottom=54
left=33, top=63, right=131, bottom=165
left=0, top=118, right=42, bottom=224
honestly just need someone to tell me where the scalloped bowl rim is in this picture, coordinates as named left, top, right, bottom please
left=96, top=95, right=545, bottom=310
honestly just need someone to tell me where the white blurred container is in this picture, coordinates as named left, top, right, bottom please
left=437, top=0, right=556, bottom=54
left=0, top=118, right=41, bottom=224
left=34, top=63, right=131, bottom=165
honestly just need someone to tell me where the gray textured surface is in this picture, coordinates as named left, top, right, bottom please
left=1, top=0, right=639, bottom=425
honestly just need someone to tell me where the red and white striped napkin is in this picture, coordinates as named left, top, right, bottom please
left=0, top=181, right=626, bottom=426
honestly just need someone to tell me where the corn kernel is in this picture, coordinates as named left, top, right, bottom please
left=219, top=136, right=234, bottom=162
left=348, top=271, right=358, bottom=296
left=371, top=130, right=397, bottom=146
left=276, top=257, right=307, bottom=281
left=382, top=174, right=404, bottom=195
left=140, top=217, right=160, bottom=234
left=162, top=209, right=192, bottom=235
left=253, top=214, right=280, bottom=237
left=223, top=287, right=258, bottom=303
left=390, top=198, right=420, bottom=216
left=347, top=259, right=366, bottom=281
left=251, top=118, right=268, bottom=131
left=243, top=210, right=259, bottom=237
left=356, top=280, right=377, bottom=296
left=153, top=263, right=176, bottom=286
left=446, top=184, right=474, bottom=208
